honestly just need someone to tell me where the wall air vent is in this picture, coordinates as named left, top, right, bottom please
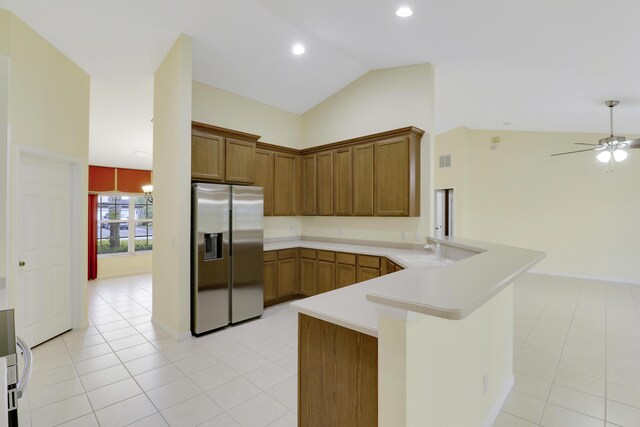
left=439, top=155, right=451, bottom=168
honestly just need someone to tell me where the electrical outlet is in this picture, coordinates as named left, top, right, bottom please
left=401, top=231, right=407, bottom=240
left=339, top=228, right=344, bottom=236
left=415, top=231, right=421, bottom=241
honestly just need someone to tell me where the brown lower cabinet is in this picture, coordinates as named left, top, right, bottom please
left=316, top=251, right=336, bottom=294
left=263, top=249, right=298, bottom=306
left=263, top=248, right=404, bottom=306
left=300, top=249, right=316, bottom=297
left=298, top=314, right=377, bottom=427
left=336, top=252, right=357, bottom=288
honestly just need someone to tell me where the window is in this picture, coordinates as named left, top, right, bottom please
left=97, top=194, right=153, bottom=255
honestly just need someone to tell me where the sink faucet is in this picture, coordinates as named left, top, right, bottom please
left=424, top=238, right=442, bottom=261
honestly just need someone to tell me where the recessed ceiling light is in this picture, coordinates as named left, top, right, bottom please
left=292, top=44, right=305, bottom=55
left=396, top=7, right=413, bottom=17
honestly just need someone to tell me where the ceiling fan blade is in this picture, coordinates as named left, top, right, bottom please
left=574, top=143, right=602, bottom=146
left=550, top=147, right=603, bottom=157
left=626, top=139, right=640, bottom=148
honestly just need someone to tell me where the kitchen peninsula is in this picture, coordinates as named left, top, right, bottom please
left=278, top=237, right=544, bottom=427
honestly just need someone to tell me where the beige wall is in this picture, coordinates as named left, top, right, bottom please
left=98, top=254, right=152, bottom=279
left=152, top=34, right=193, bottom=338
left=379, top=284, right=514, bottom=426
left=1, top=10, right=90, bottom=322
left=192, top=81, right=302, bottom=149
left=301, top=64, right=435, bottom=243
left=0, top=54, right=8, bottom=286
left=435, top=127, right=640, bottom=284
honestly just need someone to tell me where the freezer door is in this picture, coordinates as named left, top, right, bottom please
left=231, top=186, right=264, bottom=323
left=192, top=183, right=230, bottom=335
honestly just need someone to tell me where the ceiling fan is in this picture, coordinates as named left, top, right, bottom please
left=551, top=100, right=640, bottom=164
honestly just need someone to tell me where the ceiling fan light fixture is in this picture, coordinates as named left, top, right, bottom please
left=613, top=149, right=628, bottom=162
left=597, top=150, right=611, bottom=163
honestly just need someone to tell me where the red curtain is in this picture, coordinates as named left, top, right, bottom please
left=88, top=194, right=98, bottom=280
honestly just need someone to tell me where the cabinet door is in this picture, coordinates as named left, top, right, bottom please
left=263, top=252, right=277, bottom=303
left=277, top=258, right=296, bottom=297
left=192, top=134, right=224, bottom=181
left=353, top=143, right=374, bottom=216
left=383, top=258, right=396, bottom=275
left=334, top=147, right=352, bottom=216
left=316, top=151, right=334, bottom=215
left=225, top=138, right=255, bottom=183
left=255, top=149, right=274, bottom=216
left=336, top=263, right=357, bottom=288
left=300, top=257, right=316, bottom=296
left=357, top=266, right=380, bottom=282
left=273, top=153, right=297, bottom=216
left=375, top=137, right=409, bottom=216
left=302, top=154, right=316, bottom=215
left=316, top=260, right=336, bottom=294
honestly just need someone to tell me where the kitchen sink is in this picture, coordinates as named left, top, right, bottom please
left=395, top=254, right=454, bottom=268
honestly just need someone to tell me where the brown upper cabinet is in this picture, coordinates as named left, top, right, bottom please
left=316, top=151, right=334, bottom=215
left=191, top=122, right=260, bottom=184
left=273, top=153, right=299, bottom=216
left=302, top=154, right=316, bottom=215
left=192, top=132, right=224, bottom=182
left=353, top=143, right=375, bottom=216
left=225, top=138, right=255, bottom=183
left=304, top=127, right=422, bottom=217
left=254, top=149, right=274, bottom=216
left=194, top=122, right=422, bottom=218
left=334, top=147, right=353, bottom=216
left=375, top=136, right=418, bottom=216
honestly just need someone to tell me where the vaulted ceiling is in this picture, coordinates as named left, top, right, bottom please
left=1, top=0, right=638, bottom=169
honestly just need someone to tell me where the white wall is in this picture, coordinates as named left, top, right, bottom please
left=152, top=34, right=193, bottom=337
left=301, top=63, right=435, bottom=243
left=435, top=127, right=640, bottom=284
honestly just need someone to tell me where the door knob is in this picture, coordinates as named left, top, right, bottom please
left=18, top=261, right=25, bottom=267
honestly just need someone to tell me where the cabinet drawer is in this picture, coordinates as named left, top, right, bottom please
left=264, top=251, right=277, bottom=262
left=278, top=248, right=296, bottom=260
left=336, top=252, right=356, bottom=265
left=300, top=248, right=316, bottom=259
left=358, top=255, right=380, bottom=268
left=317, top=250, right=335, bottom=262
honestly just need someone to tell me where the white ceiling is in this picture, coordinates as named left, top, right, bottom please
left=1, top=0, right=639, bottom=169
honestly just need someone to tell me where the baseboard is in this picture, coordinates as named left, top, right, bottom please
left=151, top=315, right=192, bottom=341
left=529, top=269, right=640, bottom=286
left=483, top=374, right=514, bottom=427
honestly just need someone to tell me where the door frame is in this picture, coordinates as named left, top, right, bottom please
left=434, top=187, right=455, bottom=238
left=9, top=143, right=87, bottom=336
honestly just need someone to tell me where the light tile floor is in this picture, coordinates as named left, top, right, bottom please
left=16, top=272, right=640, bottom=426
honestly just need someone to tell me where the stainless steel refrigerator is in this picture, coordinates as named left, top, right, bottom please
left=191, top=183, right=264, bottom=336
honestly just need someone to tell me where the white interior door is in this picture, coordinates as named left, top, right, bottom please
left=16, top=153, right=72, bottom=347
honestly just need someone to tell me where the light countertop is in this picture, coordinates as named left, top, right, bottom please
left=278, top=237, right=544, bottom=337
